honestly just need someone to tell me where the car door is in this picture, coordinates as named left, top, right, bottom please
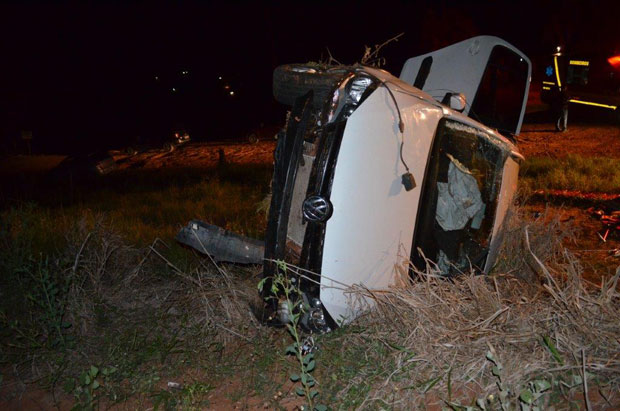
left=400, top=36, right=531, bottom=136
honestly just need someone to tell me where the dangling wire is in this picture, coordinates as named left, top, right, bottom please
left=357, top=70, right=411, bottom=173
left=380, top=81, right=409, bottom=172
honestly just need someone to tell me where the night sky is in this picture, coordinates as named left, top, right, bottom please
left=1, top=1, right=618, bottom=154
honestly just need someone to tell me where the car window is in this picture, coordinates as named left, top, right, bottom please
left=469, top=45, right=529, bottom=135
left=567, top=60, right=590, bottom=86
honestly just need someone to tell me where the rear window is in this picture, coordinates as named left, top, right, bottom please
left=470, top=45, right=529, bottom=134
left=567, top=60, right=590, bottom=86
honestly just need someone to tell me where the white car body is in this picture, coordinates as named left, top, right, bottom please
left=265, top=36, right=530, bottom=330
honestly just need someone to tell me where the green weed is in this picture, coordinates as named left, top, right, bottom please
left=259, top=262, right=327, bottom=411
left=64, top=365, right=117, bottom=410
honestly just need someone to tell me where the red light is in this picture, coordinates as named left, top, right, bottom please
left=608, top=55, right=620, bottom=68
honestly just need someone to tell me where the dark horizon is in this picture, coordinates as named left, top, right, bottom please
left=1, top=0, right=619, bottom=154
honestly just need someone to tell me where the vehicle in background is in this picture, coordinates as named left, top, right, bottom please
left=123, top=128, right=192, bottom=156
left=263, top=36, right=530, bottom=332
left=165, top=129, right=191, bottom=152
left=541, top=47, right=620, bottom=131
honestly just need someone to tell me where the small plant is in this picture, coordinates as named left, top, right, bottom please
left=152, top=381, right=213, bottom=410
left=21, top=256, right=72, bottom=348
left=485, top=349, right=511, bottom=411
left=518, top=379, right=551, bottom=411
left=258, top=261, right=326, bottom=411
left=448, top=348, right=555, bottom=411
left=65, top=365, right=116, bottom=410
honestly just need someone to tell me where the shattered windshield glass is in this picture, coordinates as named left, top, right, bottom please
left=411, top=119, right=505, bottom=275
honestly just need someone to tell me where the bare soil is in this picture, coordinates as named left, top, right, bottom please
left=111, top=140, right=277, bottom=171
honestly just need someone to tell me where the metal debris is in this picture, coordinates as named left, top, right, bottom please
left=176, top=220, right=264, bottom=264
left=587, top=206, right=620, bottom=241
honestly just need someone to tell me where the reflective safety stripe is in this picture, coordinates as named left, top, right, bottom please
left=542, top=81, right=555, bottom=85
left=569, top=99, right=617, bottom=110
left=542, top=86, right=551, bottom=90
left=554, top=56, right=562, bottom=87
left=569, top=60, right=589, bottom=66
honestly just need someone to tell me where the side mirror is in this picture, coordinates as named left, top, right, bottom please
left=441, top=92, right=467, bottom=112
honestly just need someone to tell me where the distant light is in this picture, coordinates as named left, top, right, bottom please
left=154, top=76, right=159, bottom=80
left=182, top=70, right=189, bottom=75
left=608, top=55, right=620, bottom=68
left=172, top=88, right=176, bottom=92
left=556, top=46, right=561, bottom=52
left=229, top=91, right=234, bottom=96
left=224, top=85, right=230, bottom=89
left=218, top=76, right=222, bottom=80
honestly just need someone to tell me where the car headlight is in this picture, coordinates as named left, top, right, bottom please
left=348, top=76, right=375, bottom=104
left=326, top=73, right=378, bottom=123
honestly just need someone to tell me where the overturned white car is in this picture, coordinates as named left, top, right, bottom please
left=261, top=36, right=530, bottom=332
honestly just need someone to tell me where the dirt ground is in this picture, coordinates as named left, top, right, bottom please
left=518, top=122, right=620, bottom=158
left=111, top=140, right=277, bottom=171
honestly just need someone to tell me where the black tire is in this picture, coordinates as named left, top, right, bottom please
left=272, top=64, right=348, bottom=109
left=247, top=133, right=258, bottom=144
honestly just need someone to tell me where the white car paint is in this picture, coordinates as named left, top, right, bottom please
left=319, top=84, right=443, bottom=323
left=400, top=35, right=531, bottom=135
left=318, top=70, right=524, bottom=324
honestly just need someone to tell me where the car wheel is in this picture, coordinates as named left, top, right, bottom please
left=164, top=142, right=175, bottom=152
left=273, top=64, right=348, bottom=109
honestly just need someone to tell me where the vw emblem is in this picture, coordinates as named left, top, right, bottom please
left=302, top=195, right=333, bottom=223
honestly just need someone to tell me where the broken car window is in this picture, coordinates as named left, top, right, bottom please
left=411, top=119, right=505, bottom=275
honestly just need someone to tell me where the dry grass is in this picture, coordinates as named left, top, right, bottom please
left=494, top=202, right=577, bottom=282
left=0, top=215, right=267, bottom=404
left=4, top=198, right=619, bottom=409
left=336, top=207, right=620, bottom=409
left=62, top=217, right=265, bottom=349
